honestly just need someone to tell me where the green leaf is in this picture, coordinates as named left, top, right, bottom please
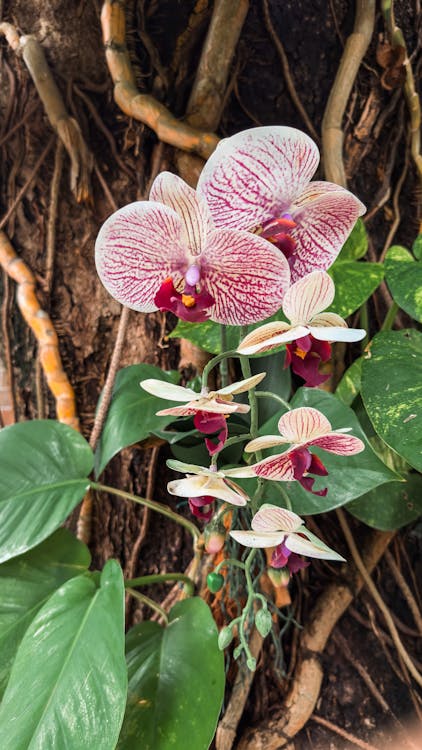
left=250, top=350, right=291, bottom=426
left=0, top=421, right=93, bottom=563
left=335, top=357, right=363, bottom=406
left=361, top=329, right=422, bottom=472
left=338, top=219, right=368, bottom=260
left=95, top=364, right=180, bottom=476
left=385, top=245, right=422, bottom=322
left=249, top=388, right=397, bottom=515
left=0, top=528, right=90, bottom=699
left=348, top=473, right=422, bottom=530
left=0, top=560, right=127, bottom=750
left=412, top=234, right=422, bottom=260
left=169, top=319, right=241, bottom=354
left=118, top=597, right=225, bottom=750
left=328, top=261, right=384, bottom=318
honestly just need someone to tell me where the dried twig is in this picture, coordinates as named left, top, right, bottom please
left=0, top=23, right=93, bottom=202
left=100, top=0, right=218, bottom=159
left=0, top=231, right=79, bottom=430
left=310, top=714, right=380, bottom=750
left=322, top=1, right=376, bottom=186
left=385, top=549, right=422, bottom=636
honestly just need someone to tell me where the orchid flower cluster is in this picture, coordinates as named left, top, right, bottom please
left=96, top=126, right=367, bottom=660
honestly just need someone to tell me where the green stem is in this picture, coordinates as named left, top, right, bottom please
left=359, top=301, right=369, bottom=350
left=219, top=326, right=229, bottom=387
left=214, top=557, right=246, bottom=573
left=125, top=573, right=195, bottom=597
left=255, top=391, right=290, bottom=410
left=90, top=481, right=200, bottom=542
left=276, top=484, right=293, bottom=511
left=238, top=549, right=258, bottom=663
left=381, top=301, right=399, bottom=332
left=201, top=350, right=240, bottom=389
left=126, top=588, right=169, bottom=624
left=239, top=355, right=259, bottom=438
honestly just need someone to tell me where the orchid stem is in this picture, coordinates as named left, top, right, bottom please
left=90, top=481, right=200, bottom=543
left=219, top=325, right=229, bottom=387
left=277, top=484, right=293, bottom=512
left=255, top=391, right=291, bottom=410
left=381, top=301, right=399, bottom=332
left=239, top=355, right=259, bottom=438
left=126, top=588, right=169, bottom=624
left=201, top=350, right=240, bottom=389
left=214, top=557, right=246, bottom=573
left=125, top=573, right=195, bottom=597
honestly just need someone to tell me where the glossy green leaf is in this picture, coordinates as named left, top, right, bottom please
left=243, top=388, right=397, bottom=515
left=169, top=319, right=241, bottom=354
left=347, top=473, right=422, bottom=530
left=412, top=234, right=422, bottom=260
left=328, top=261, right=384, bottom=318
left=95, top=364, right=180, bottom=475
left=338, top=218, right=368, bottom=260
left=0, top=420, right=93, bottom=563
left=0, top=528, right=90, bottom=699
left=361, top=329, right=422, bottom=472
left=385, top=245, right=422, bottom=322
left=0, top=560, right=127, bottom=749
left=118, top=597, right=225, bottom=750
left=250, top=350, right=291, bottom=426
left=335, top=357, right=363, bottom=406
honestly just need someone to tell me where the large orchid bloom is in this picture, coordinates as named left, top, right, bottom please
left=141, top=373, right=266, bottom=455
left=245, top=407, right=364, bottom=495
left=230, top=504, right=345, bottom=573
left=237, top=272, right=366, bottom=387
left=197, top=127, right=365, bottom=281
left=95, top=172, right=290, bottom=325
left=167, top=460, right=254, bottom=507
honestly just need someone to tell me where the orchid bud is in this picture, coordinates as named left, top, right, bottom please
left=233, top=645, right=243, bottom=660
left=206, top=572, right=225, bottom=593
left=218, top=626, right=234, bottom=650
left=267, top=566, right=290, bottom=588
left=246, top=657, right=257, bottom=671
left=204, top=523, right=226, bottom=554
left=255, top=607, right=273, bottom=638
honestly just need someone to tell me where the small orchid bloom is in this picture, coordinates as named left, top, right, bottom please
left=230, top=504, right=345, bottom=573
left=197, top=127, right=365, bottom=281
left=237, top=272, right=365, bottom=387
left=141, top=373, right=266, bottom=455
left=245, top=407, right=365, bottom=495
left=95, top=172, right=290, bottom=325
left=188, top=495, right=215, bottom=523
left=167, top=460, right=255, bottom=507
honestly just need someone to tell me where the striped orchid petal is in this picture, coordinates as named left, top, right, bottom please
left=249, top=452, right=296, bottom=481
left=237, top=323, right=308, bottom=355
left=289, top=189, right=366, bottom=282
left=197, top=126, right=320, bottom=231
left=95, top=200, right=187, bottom=312
left=156, top=401, right=238, bottom=417
left=309, top=432, right=365, bottom=455
left=244, top=434, right=291, bottom=452
left=251, top=503, right=303, bottom=533
left=201, top=229, right=290, bottom=325
left=229, top=529, right=285, bottom=548
left=285, top=530, right=345, bottom=561
left=167, top=473, right=249, bottom=506
left=277, top=407, right=332, bottom=444
left=149, top=171, right=214, bottom=256
left=283, top=271, right=335, bottom=325
left=217, top=372, right=267, bottom=396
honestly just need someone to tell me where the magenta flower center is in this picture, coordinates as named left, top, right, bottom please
left=154, top=264, right=215, bottom=322
left=260, top=212, right=297, bottom=262
left=285, top=334, right=331, bottom=387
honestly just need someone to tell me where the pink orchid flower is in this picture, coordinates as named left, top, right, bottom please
left=230, top=503, right=345, bottom=573
left=95, top=171, right=290, bottom=325
left=197, top=127, right=365, bottom=281
left=141, top=373, right=265, bottom=455
left=237, top=271, right=366, bottom=386
left=245, top=407, right=364, bottom=496
left=167, top=460, right=255, bottom=507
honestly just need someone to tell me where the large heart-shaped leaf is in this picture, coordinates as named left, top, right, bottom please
left=0, top=421, right=93, bottom=563
left=335, top=357, right=363, bottom=406
left=0, top=528, right=90, bottom=698
left=95, top=364, right=180, bottom=476
left=239, top=388, right=397, bottom=515
left=328, top=261, right=384, bottom=318
left=169, top=319, right=241, bottom=354
left=0, top=560, right=127, bottom=749
left=347, top=473, right=422, bottom=530
left=361, top=329, right=422, bottom=472
left=118, top=597, right=225, bottom=750
left=384, top=245, right=422, bottom=322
